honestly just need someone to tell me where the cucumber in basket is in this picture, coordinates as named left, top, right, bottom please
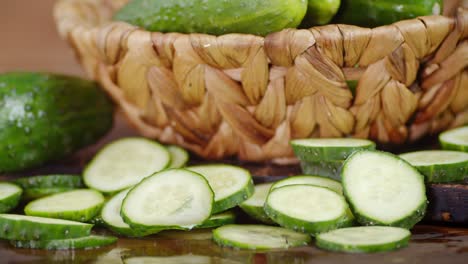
left=167, top=145, right=189, bottom=169
left=10, top=235, right=117, bottom=250
left=399, top=150, right=468, bottom=183
left=24, top=189, right=105, bottom=222
left=301, top=0, right=341, bottom=27
left=239, top=183, right=275, bottom=224
left=342, top=151, right=427, bottom=228
left=114, top=0, right=307, bottom=36
left=187, top=165, right=254, bottom=214
left=121, top=169, right=214, bottom=233
left=83, top=138, right=171, bottom=193
left=270, top=175, right=343, bottom=194
left=316, top=226, right=411, bottom=253
left=0, top=214, right=92, bottom=240
left=439, top=126, right=468, bottom=152
left=0, top=182, right=22, bottom=213
left=213, top=224, right=311, bottom=250
left=264, top=184, right=349, bottom=234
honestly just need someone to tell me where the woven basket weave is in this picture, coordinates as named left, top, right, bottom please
left=54, top=0, right=468, bottom=162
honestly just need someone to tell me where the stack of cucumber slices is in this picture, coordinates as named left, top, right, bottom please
left=0, top=126, right=466, bottom=253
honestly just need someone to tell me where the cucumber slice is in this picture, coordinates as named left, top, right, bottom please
left=10, top=235, right=117, bottom=250
left=270, top=175, right=343, bottom=194
left=22, top=187, right=76, bottom=200
left=196, top=211, right=236, bottom=229
left=13, top=174, right=83, bottom=189
left=316, top=226, right=411, bottom=253
left=167, top=145, right=189, bottom=168
left=291, top=138, right=376, bottom=162
left=88, top=214, right=106, bottom=227
left=24, top=189, right=105, bottom=222
left=399, top=150, right=468, bottom=183
left=121, top=169, right=214, bottom=232
left=187, top=165, right=254, bottom=213
left=239, top=183, right=275, bottom=224
left=440, top=126, right=468, bottom=152
left=342, top=151, right=427, bottom=228
left=102, top=189, right=155, bottom=237
left=299, top=160, right=344, bottom=181
left=0, top=182, right=22, bottom=213
left=84, top=138, right=171, bottom=193
left=158, top=229, right=213, bottom=240
left=213, top=224, right=311, bottom=250
left=0, top=214, right=92, bottom=240
left=265, top=184, right=348, bottom=234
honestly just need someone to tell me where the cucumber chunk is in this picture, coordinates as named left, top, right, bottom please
left=0, top=214, right=92, bottom=240
left=10, top=235, right=117, bottom=250
left=167, top=145, right=189, bottom=168
left=13, top=174, right=83, bottom=189
left=265, top=184, right=348, bottom=234
left=270, top=175, right=343, bottom=194
left=440, top=126, right=468, bottom=152
left=196, top=211, right=236, bottom=229
left=24, top=189, right=105, bottom=222
left=213, top=224, right=311, bottom=250
left=316, top=226, right=411, bottom=253
left=239, top=183, right=275, bottom=224
left=187, top=165, right=254, bottom=214
left=400, top=150, right=468, bottom=183
left=84, top=138, right=171, bottom=193
left=342, top=151, right=427, bottom=228
left=0, top=182, right=22, bottom=213
left=121, top=169, right=214, bottom=232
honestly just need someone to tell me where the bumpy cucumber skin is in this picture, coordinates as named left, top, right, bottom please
left=114, top=0, right=307, bottom=36
left=0, top=214, right=92, bottom=240
left=212, top=179, right=254, bottom=214
left=239, top=204, right=276, bottom=224
left=301, top=0, right=341, bottom=27
left=291, top=140, right=376, bottom=162
left=299, top=160, right=344, bottom=181
left=10, top=235, right=117, bottom=250
left=22, top=187, right=76, bottom=200
left=0, top=183, right=22, bottom=213
left=335, top=0, right=443, bottom=28
left=0, top=72, right=113, bottom=173
left=14, top=175, right=83, bottom=189
left=195, top=211, right=236, bottom=229
left=410, top=160, right=468, bottom=183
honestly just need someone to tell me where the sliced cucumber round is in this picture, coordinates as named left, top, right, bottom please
left=121, top=169, right=214, bottom=233
left=316, top=226, right=411, bottom=253
left=299, top=160, right=344, bottom=181
left=10, top=235, right=117, bottom=250
left=84, top=138, right=171, bottom=193
left=0, top=182, right=22, bottom=213
left=265, top=184, right=348, bottom=235
left=291, top=138, right=376, bottom=162
left=22, top=187, right=77, bottom=200
left=13, top=174, right=83, bottom=189
left=196, top=211, right=236, bottom=229
left=342, top=151, right=427, bottom=228
left=399, top=150, right=468, bottom=183
left=167, top=145, right=189, bottom=168
left=439, top=126, right=468, bottom=152
left=270, top=175, right=343, bottom=194
left=24, top=189, right=105, bottom=222
left=213, top=224, right=311, bottom=250
left=239, top=183, right=275, bottom=224
left=0, top=214, right=92, bottom=240
left=187, top=165, right=254, bottom=214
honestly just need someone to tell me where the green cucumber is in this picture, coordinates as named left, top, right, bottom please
left=265, top=184, right=348, bottom=235
left=88, top=214, right=106, bottom=227
left=291, top=138, right=376, bottom=162
left=270, top=175, right=343, bottom=194
left=114, top=0, right=307, bottom=36
left=196, top=211, right=236, bottom=229
left=167, top=145, right=189, bottom=169
left=439, top=126, right=468, bottom=152
left=121, top=169, right=214, bottom=233
left=0, top=182, right=22, bottom=213
left=24, top=189, right=105, bottom=222
left=301, top=0, right=341, bottom=27
left=316, top=226, right=410, bottom=253
left=0, top=72, right=113, bottom=173
left=299, top=160, right=344, bottom=181
left=336, top=0, right=443, bottom=28
left=21, top=187, right=76, bottom=200
left=10, top=235, right=117, bottom=250
left=14, top=174, right=83, bottom=189
left=213, top=224, right=311, bottom=250
left=400, top=150, right=468, bottom=183
left=84, top=138, right=171, bottom=193
left=239, top=183, right=275, bottom=224
left=187, top=165, right=254, bottom=214
left=342, top=151, right=427, bottom=229
left=0, top=214, right=92, bottom=240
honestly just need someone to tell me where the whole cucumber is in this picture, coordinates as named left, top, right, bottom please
left=0, top=72, right=114, bottom=173
left=301, top=0, right=341, bottom=27
left=335, top=0, right=443, bottom=28
left=114, top=0, right=308, bottom=36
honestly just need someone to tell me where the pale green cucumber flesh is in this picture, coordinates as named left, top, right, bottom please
left=316, top=226, right=411, bottom=253
left=299, top=160, right=344, bottom=181
left=270, top=175, right=343, bottom=194
left=439, top=126, right=468, bottom=152
left=167, top=145, right=189, bottom=168
left=13, top=174, right=83, bottom=189
left=213, top=224, right=311, bottom=249
left=239, top=183, right=275, bottom=224
left=10, top=235, right=117, bottom=250
left=195, top=211, right=236, bottom=229
left=291, top=138, right=376, bottom=161
left=0, top=183, right=22, bottom=213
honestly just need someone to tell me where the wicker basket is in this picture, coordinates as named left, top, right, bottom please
left=54, top=0, right=468, bottom=162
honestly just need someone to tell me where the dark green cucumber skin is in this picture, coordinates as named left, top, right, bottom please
left=300, top=0, right=341, bottom=27
left=114, top=0, right=307, bottom=36
left=195, top=212, right=236, bottom=229
left=239, top=204, right=276, bottom=224
left=212, top=180, right=254, bottom=214
left=10, top=235, right=117, bottom=250
left=414, top=161, right=468, bottom=183
left=299, top=160, right=344, bottom=181
left=291, top=141, right=376, bottom=162
left=0, top=190, right=22, bottom=213
left=22, top=187, right=76, bottom=200
left=0, top=72, right=113, bottom=173
left=440, top=142, right=468, bottom=153
left=316, top=233, right=410, bottom=253
left=14, top=175, right=83, bottom=189
left=335, top=0, right=443, bottom=28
